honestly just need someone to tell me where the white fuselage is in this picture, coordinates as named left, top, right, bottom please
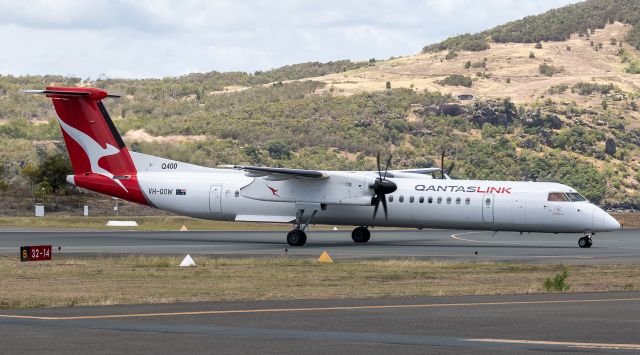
left=130, top=153, right=619, bottom=234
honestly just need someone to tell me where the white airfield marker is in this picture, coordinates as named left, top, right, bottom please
left=179, top=254, right=196, bottom=267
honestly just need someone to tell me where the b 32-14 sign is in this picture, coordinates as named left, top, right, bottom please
left=20, top=245, right=52, bottom=262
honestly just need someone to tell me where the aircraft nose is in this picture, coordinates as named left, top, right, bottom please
left=592, top=207, right=621, bottom=231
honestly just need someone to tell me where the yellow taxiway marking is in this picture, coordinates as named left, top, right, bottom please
left=0, top=297, right=639, bottom=321
left=467, top=338, right=640, bottom=350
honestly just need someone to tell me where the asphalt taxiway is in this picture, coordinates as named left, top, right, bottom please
left=1, top=292, right=639, bottom=354
left=1, top=228, right=639, bottom=263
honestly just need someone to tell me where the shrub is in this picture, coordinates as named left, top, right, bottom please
left=436, top=74, right=473, bottom=87
left=547, top=84, right=568, bottom=94
left=386, top=81, right=391, bottom=90
left=543, top=269, right=570, bottom=292
left=572, top=82, right=615, bottom=95
left=534, top=42, right=543, bottom=49
left=529, top=51, right=535, bottom=59
left=539, top=63, right=560, bottom=77
left=445, top=51, right=458, bottom=60
left=266, top=140, right=292, bottom=160
left=506, top=77, right=511, bottom=83
left=464, top=61, right=471, bottom=69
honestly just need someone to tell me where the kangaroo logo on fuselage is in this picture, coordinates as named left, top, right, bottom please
left=56, top=117, right=128, bottom=192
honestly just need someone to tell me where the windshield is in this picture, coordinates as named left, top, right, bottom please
left=566, top=192, right=586, bottom=202
left=548, top=192, right=586, bottom=202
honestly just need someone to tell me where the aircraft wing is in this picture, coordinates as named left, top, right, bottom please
left=223, top=165, right=329, bottom=180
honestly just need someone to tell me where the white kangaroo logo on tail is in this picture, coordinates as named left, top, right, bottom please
left=57, top=117, right=128, bottom=192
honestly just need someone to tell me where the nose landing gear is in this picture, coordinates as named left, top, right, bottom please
left=578, top=235, right=593, bottom=248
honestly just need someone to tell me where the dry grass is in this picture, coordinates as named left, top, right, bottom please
left=0, top=255, right=638, bottom=309
left=0, top=216, right=296, bottom=231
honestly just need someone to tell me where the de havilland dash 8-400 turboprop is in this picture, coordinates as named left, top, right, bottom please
left=24, top=87, right=621, bottom=248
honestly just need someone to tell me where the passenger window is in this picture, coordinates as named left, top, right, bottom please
left=419, top=196, right=424, bottom=203
left=437, top=197, right=442, bottom=204
left=234, top=191, right=240, bottom=197
left=399, top=196, right=404, bottom=203
left=409, top=196, right=415, bottom=203
left=455, top=197, right=461, bottom=205
left=465, top=197, right=470, bottom=205
left=389, top=195, right=394, bottom=202
left=485, top=198, right=491, bottom=205
left=428, top=197, right=433, bottom=204
left=548, top=192, right=569, bottom=202
left=446, top=197, right=451, bottom=204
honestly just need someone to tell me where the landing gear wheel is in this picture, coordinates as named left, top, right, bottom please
left=287, top=230, right=307, bottom=246
left=351, top=226, right=371, bottom=243
left=578, top=236, right=592, bottom=248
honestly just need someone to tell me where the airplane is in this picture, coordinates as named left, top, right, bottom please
left=23, top=87, right=620, bottom=248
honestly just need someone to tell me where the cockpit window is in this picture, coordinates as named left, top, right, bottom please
left=548, top=192, right=569, bottom=202
left=548, top=192, right=586, bottom=202
left=566, top=192, right=586, bottom=202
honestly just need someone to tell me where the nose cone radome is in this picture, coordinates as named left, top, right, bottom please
left=603, top=213, right=622, bottom=231
left=592, top=208, right=621, bottom=232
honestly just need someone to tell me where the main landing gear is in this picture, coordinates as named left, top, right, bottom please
left=351, top=226, right=371, bottom=243
left=578, top=234, right=593, bottom=248
left=287, top=204, right=319, bottom=247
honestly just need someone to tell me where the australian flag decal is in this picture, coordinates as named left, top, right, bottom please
left=176, top=189, right=187, bottom=196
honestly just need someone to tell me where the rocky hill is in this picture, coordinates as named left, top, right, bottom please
left=2, top=0, right=640, bottom=210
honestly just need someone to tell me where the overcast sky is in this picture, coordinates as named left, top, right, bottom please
left=0, top=0, right=580, bottom=79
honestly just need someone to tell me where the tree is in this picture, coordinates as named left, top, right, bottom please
left=605, top=138, right=617, bottom=155
left=385, top=81, right=391, bottom=90
left=266, top=140, right=292, bottom=160
left=21, top=163, right=41, bottom=191
left=40, top=153, right=72, bottom=192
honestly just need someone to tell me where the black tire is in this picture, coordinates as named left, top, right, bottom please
left=351, top=227, right=371, bottom=243
left=287, top=230, right=307, bottom=246
left=586, top=238, right=593, bottom=248
left=578, top=236, right=590, bottom=248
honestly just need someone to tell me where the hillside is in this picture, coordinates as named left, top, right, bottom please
left=3, top=0, right=640, bottom=211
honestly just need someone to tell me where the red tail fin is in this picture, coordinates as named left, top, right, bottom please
left=32, top=87, right=148, bottom=205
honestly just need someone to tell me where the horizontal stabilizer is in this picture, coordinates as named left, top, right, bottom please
left=21, top=89, right=120, bottom=98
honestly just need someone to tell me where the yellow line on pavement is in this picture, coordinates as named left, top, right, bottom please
left=0, top=297, right=639, bottom=321
left=467, top=338, right=640, bottom=350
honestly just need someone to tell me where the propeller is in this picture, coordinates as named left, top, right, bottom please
left=438, top=151, right=455, bottom=179
left=371, top=152, right=397, bottom=219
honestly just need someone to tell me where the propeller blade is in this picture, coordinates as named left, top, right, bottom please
left=381, top=195, right=388, bottom=219
left=383, top=154, right=392, bottom=180
left=376, top=152, right=382, bottom=180
left=446, top=161, right=455, bottom=176
left=372, top=197, right=380, bottom=219
left=440, top=151, right=446, bottom=179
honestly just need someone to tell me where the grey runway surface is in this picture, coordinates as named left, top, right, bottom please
left=1, top=292, right=639, bottom=354
left=1, top=228, right=639, bottom=263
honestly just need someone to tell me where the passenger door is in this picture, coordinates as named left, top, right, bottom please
left=209, top=185, right=223, bottom=213
left=482, top=193, right=494, bottom=223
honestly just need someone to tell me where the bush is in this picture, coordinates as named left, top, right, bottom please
left=534, top=42, right=543, bottom=49
left=529, top=51, right=535, bottom=59
left=464, top=61, right=471, bottom=69
left=445, top=51, right=458, bottom=60
left=572, top=82, right=616, bottom=95
left=436, top=74, right=473, bottom=88
left=539, top=63, right=560, bottom=77
left=547, top=84, right=568, bottom=94
left=543, top=269, right=570, bottom=292
left=266, top=140, right=292, bottom=160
